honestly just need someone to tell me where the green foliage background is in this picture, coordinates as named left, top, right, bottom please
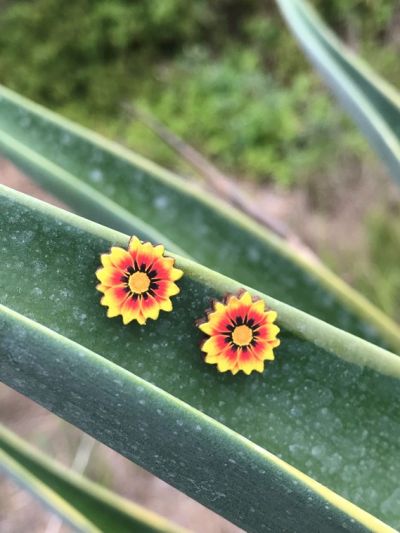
left=0, top=0, right=398, bottom=185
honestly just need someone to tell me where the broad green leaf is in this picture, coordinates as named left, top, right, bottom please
left=276, top=0, right=400, bottom=186
left=0, top=85, right=399, bottom=351
left=0, top=425, right=182, bottom=533
left=0, top=185, right=399, bottom=530
left=0, top=311, right=396, bottom=533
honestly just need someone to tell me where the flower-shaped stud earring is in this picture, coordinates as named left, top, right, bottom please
left=197, top=290, right=280, bottom=375
left=96, top=236, right=183, bottom=325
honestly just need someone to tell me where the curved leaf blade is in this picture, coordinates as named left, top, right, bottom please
left=0, top=425, right=186, bottom=533
left=0, top=126, right=186, bottom=257
left=276, top=0, right=400, bottom=185
left=0, top=185, right=399, bottom=528
left=0, top=449, right=100, bottom=533
left=0, top=306, right=396, bottom=533
left=0, top=85, right=398, bottom=350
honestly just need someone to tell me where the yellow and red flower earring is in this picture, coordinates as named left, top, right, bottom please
left=96, top=236, right=183, bottom=325
left=197, top=290, right=280, bottom=375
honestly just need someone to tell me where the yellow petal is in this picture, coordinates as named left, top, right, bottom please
left=101, top=253, right=113, bottom=267
left=96, top=283, right=107, bottom=293
left=231, top=365, right=240, bottom=375
left=170, top=267, right=183, bottom=281
left=214, top=301, right=226, bottom=313
left=101, top=293, right=115, bottom=307
left=120, top=298, right=140, bottom=325
left=198, top=321, right=213, bottom=335
left=100, top=288, right=126, bottom=307
left=269, top=324, right=280, bottom=337
left=141, top=302, right=160, bottom=321
left=137, top=313, right=147, bottom=325
left=226, top=295, right=241, bottom=308
left=201, top=336, right=221, bottom=354
left=161, top=257, right=175, bottom=269
left=96, top=266, right=122, bottom=286
left=141, top=241, right=155, bottom=256
left=128, top=236, right=142, bottom=252
left=251, top=299, right=265, bottom=314
left=134, top=242, right=155, bottom=267
left=107, top=306, right=121, bottom=318
left=239, top=291, right=253, bottom=306
left=205, top=308, right=226, bottom=327
left=110, top=246, right=129, bottom=261
left=109, top=247, right=132, bottom=271
left=260, top=347, right=275, bottom=361
left=159, top=299, right=173, bottom=312
left=122, top=313, right=134, bottom=325
left=153, top=244, right=165, bottom=257
left=217, top=358, right=235, bottom=373
left=253, top=359, right=265, bottom=373
left=240, top=362, right=255, bottom=375
left=166, top=282, right=180, bottom=297
left=265, top=310, right=277, bottom=322
left=269, top=338, right=280, bottom=348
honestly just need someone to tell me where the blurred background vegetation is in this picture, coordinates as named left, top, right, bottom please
left=0, top=0, right=399, bottom=321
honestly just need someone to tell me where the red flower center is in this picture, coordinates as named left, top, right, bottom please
left=128, top=271, right=151, bottom=294
left=232, top=324, right=253, bottom=346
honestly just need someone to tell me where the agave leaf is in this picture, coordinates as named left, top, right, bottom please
left=0, top=449, right=100, bottom=533
left=0, top=425, right=183, bottom=533
left=0, top=311, right=397, bottom=533
left=0, top=185, right=399, bottom=529
left=276, top=0, right=400, bottom=186
left=0, top=85, right=398, bottom=351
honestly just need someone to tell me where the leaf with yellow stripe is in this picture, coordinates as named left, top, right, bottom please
left=0, top=185, right=399, bottom=530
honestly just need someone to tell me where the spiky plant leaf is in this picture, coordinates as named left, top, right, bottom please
left=0, top=425, right=184, bottom=533
left=276, top=0, right=400, bottom=186
left=0, top=86, right=398, bottom=351
left=0, top=186, right=399, bottom=530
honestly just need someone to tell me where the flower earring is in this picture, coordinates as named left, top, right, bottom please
left=96, top=236, right=183, bottom=325
left=197, top=290, right=280, bottom=375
